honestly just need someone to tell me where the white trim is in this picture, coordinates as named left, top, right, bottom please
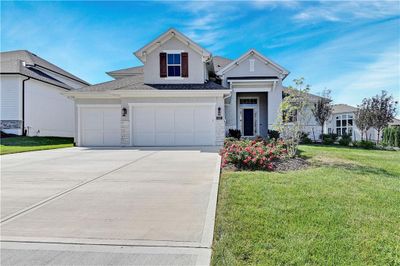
left=233, top=88, right=271, bottom=93
left=238, top=96, right=260, bottom=137
left=228, top=79, right=278, bottom=83
left=128, top=102, right=215, bottom=107
left=65, top=90, right=231, bottom=98
left=163, top=50, right=184, bottom=53
left=164, top=77, right=184, bottom=80
left=77, top=104, right=121, bottom=108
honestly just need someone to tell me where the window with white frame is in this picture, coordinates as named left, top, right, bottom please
left=335, top=114, right=353, bottom=136
left=167, top=53, right=181, bottom=77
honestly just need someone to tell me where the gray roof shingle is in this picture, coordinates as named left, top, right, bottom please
left=78, top=74, right=228, bottom=92
left=1, top=50, right=89, bottom=86
left=332, top=104, right=358, bottom=114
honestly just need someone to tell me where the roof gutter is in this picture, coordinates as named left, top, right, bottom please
left=0, top=72, right=72, bottom=90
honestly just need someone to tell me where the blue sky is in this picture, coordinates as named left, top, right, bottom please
left=1, top=1, right=399, bottom=106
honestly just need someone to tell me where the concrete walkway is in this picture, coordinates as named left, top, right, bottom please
left=1, top=147, right=221, bottom=266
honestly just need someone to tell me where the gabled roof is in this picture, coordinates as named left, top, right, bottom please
left=216, top=49, right=289, bottom=79
left=212, top=56, right=233, bottom=73
left=134, top=28, right=211, bottom=63
left=1, top=59, right=75, bottom=90
left=332, top=104, right=358, bottom=114
left=106, top=65, right=144, bottom=79
left=283, top=87, right=325, bottom=102
left=0, top=50, right=89, bottom=86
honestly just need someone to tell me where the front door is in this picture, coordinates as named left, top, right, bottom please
left=243, top=108, right=254, bottom=136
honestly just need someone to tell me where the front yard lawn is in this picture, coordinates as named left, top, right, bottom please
left=212, top=145, right=400, bottom=265
left=0, top=136, right=74, bottom=155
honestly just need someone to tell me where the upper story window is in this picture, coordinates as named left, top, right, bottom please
left=167, top=53, right=181, bottom=77
left=336, top=114, right=353, bottom=136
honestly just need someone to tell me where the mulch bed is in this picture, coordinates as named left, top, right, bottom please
left=222, top=157, right=309, bottom=172
left=271, top=157, right=309, bottom=172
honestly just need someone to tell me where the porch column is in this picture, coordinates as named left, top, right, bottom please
left=231, top=89, right=237, bottom=130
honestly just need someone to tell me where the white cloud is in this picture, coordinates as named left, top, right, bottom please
left=322, top=45, right=400, bottom=106
left=293, top=1, right=400, bottom=23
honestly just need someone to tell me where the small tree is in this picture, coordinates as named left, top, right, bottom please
left=369, top=91, right=398, bottom=143
left=355, top=98, right=373, bottom=140
left=275, top=77, right=311, bottom=157
left=311, top=89, right=333, bottom=137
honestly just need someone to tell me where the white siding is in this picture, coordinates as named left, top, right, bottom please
left=24, top=79, right=74, bottom=137
left=0, top=75, right=22, bottom=120
left=144, top=37, right=205, bottom=84
left=222, top=54, right=281, bottom=83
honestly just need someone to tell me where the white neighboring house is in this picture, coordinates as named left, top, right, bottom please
left=66, top=28, right=293, bottom=147
left=0, top=50, right=89, bottom=137
left=325, top=104, right=400, bottom=141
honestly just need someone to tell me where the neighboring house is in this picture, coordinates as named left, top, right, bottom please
left=325, top=104, right=400, bottom=141
left=66, top=28, right=291, bottom=146
left=0, top=50, right=89, bottom=137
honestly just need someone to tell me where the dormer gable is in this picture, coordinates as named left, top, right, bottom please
left=134, top=28, right=211, bottom=84
left=216, top=49, right=289, bottom=80
left=134, top=28, right=211, bottom=63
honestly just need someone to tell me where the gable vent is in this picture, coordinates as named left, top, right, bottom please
left=249, top=59, right=255, bottom=72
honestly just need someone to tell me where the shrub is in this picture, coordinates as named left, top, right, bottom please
left=267, top=130, right=280, bottom=140
left=353, top=140, right=375, bottom=149
left=339, top=134, right=352, bottom=146
left=300, top=132, right=313, bottom=144
left=227, top=129, right=241, bottom=140
left=382, top=126, right=400, bottom=147
left=320, top=133, right=338, bottom=145
left=220, top=139, right=288, bottom=171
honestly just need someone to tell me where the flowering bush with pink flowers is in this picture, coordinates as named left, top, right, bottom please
left=221, top=138, right=288, bottom=171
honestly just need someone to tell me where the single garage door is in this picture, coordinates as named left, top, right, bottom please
left=80, top=107, right=121, bottom=146
left=132, top=104, right=215, bottom=146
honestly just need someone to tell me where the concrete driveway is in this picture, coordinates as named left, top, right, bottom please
left=1, top=147, right=221, bottom=266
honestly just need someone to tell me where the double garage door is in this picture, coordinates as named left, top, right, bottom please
left=80, top=104, right=215, bottom=146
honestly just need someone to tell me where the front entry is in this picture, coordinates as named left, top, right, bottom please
left=243, top=109, right=254, bottom=136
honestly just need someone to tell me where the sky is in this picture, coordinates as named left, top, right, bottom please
left=1, top=1, right=399, bottom=107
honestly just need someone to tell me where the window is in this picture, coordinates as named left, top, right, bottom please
left=167, top=53, right=181, bottom=77
left=283, top=110, right=297, bottom=123
left=240, top=98, right=258, bottom=105
left=335, top=114, right=353, bottom=136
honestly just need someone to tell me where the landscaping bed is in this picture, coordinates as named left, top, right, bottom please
left=0, top=136, right=74, bottom=155
left=212, top=145, right=400, bottom=265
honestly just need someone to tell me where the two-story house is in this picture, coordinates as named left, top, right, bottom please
left=66, top=28, right=290, bottom=146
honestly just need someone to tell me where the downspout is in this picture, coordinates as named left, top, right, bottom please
left=21, top=77, right=30, bottom=136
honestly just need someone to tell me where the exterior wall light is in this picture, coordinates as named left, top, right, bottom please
left=122, top=107, right=127, bottom=117
left=218, top=107, right=222, bottom=116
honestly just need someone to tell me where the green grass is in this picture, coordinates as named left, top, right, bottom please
left=0, top=136, right=74, bottom=155
left=212, top=145, right=400, bottom=265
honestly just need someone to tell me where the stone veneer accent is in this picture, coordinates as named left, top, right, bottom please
left=216, top=119, right=226, bottom=146
left=121, top=120, right=130, bottom=146
left=0, top=120, right=22, bottom=130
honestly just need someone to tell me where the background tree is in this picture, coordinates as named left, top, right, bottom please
left=355, top=98, right=373, bottom=140
left=275, top=77, right=311, bottom=157
left=311, top=89, right=333, bottom=137
left=369, top=91, right=398, bottom=143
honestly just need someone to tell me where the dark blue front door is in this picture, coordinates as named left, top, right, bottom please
left=243, top=109, right=254, bottom=136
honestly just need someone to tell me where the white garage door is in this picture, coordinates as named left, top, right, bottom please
left=132, top=104, right=215, bottom=146
left=80, top=107, right=121, bottom=146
